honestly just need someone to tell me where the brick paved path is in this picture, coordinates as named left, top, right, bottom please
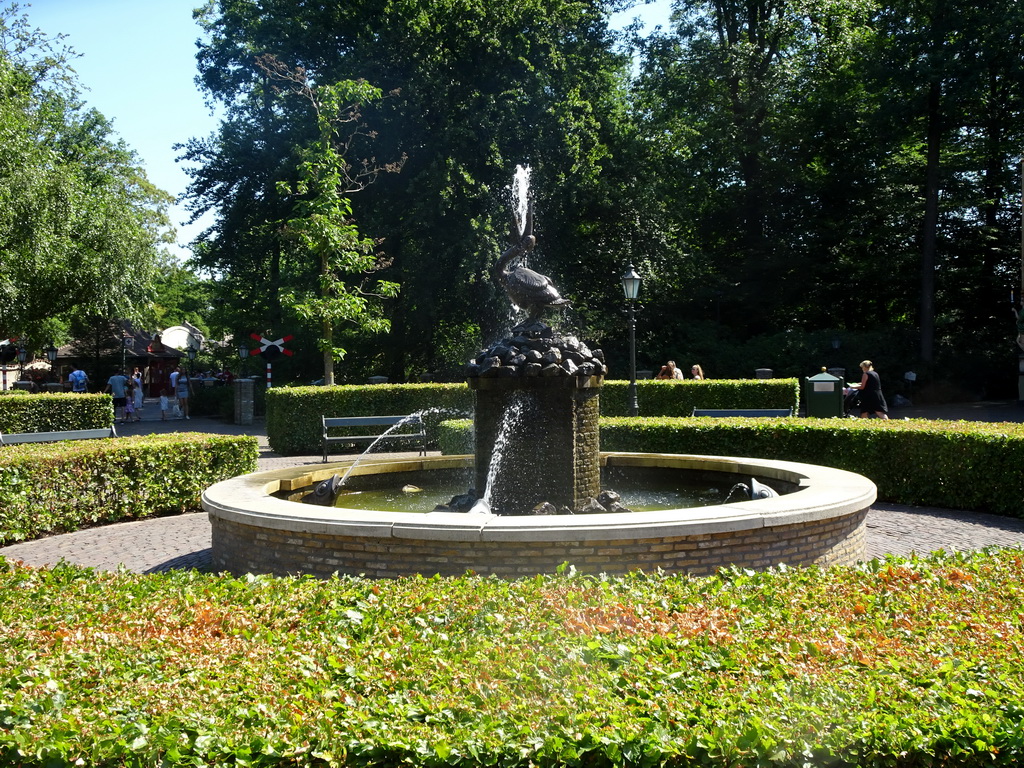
left=2, top=404, right=1024, bottom=574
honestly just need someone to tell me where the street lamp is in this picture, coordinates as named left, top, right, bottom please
left=16, top=346, right=28, bottom=365
left=238, top=343, right=250, bottom=377
left=121, top=333, right=131, bottom=373
left=621, top=264, right=642, bottom=417
left=44, top=344, right=57, bottom=363
left=186, top=345, right=197, bottom=375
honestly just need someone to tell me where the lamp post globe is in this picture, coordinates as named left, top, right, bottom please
left=621, top=264, right=642, bottom=417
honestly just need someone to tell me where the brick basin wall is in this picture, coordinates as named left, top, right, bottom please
left=210, top=507, right=866, bottom=579
left=204, top=453, right=876, bottom=580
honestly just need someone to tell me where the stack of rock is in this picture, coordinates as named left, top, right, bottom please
left=465, top=321, right=606, bottom=379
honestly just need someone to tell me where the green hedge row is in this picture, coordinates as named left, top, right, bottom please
left=0, top=433, right=259, bottom=545
left=599, top=377, right=800, bottom=416
left=266, top=384, right=474, bottom=455
left=0, top=392, right=113, bottom=433
left=438, top=416, right=1024, bottom=517
left=266, top=379, right=800, bottom=455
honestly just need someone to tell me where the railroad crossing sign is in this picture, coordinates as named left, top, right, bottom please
left=249, top=333, right=293, bottom=388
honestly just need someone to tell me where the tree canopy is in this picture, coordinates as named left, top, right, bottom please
left=0, top=8, right=173, bottom=347
left=183, top=0, right=1024, bottom=397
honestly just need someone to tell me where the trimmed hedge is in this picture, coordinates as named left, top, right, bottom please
left=0, top=392, right=113, bottom=433
left=438, top=416, right=1024, bottom=517
left=266, top=384, right=474, bottom=455
left=599, top=377, right=800, bottom=416
left=0, top=433, right=258, bottom=545
left=600, top=416, right=1024, bottom=515
left=266, top=379, right=800, bottom=455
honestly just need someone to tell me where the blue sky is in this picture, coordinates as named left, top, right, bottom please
left=25, top=0, right=220, bottom=259
left=24, top=0, right=671, bottom=261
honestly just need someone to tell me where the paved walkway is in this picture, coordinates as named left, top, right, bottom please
left=2, top=400, right=1024, bottom=574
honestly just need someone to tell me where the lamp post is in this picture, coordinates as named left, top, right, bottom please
left=121, top=332, right=130, bottom=373
left=186, top=345, right=197, bottom=376
left=238, top=343, right=250, bottom=377
left=621, top=264, right=642, bottom=417
left=16, top=345, right=27, bottom=365
left=44, top=344, right=57, bottom=385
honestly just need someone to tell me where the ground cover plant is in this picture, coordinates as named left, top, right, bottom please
left=2, top=550, right=1023, bottom=767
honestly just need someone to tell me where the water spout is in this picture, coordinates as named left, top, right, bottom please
left=336, top=407, right=466, bottom=487
left=479, top=391, right=530, bottom=511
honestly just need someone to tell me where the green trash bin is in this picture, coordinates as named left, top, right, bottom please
left=805, top=369, right=844, bottom=418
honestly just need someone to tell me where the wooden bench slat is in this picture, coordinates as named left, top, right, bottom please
left=0, top=426, right=118, bottom=446
left=322, top=415, right=426, bottom=462
left=323, top=416, right=414, bottom=428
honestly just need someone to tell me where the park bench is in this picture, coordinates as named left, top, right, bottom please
left=322, top=415, right=426, bottom=463
left=691, top=408, right=794, bottom=418
left=0, top=426, right=118, bottom=446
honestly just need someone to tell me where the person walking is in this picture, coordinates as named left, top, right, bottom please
left=176, top=368, right=194, bottom=420
left=104, top=369, right=129, bottom=422
left=68, top=364, right=89, bottom=393
left=159, top=388, right=170, bottom=421
left=131, top=367, right=145, bottom=414
left=169, top=365, right=182, bottom=414
left=852, top=360, right=889, bottom=419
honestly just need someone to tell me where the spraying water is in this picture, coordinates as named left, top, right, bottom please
left=512, top=164, right=531, bottom=237
left=336, top=407, right=465, bottom=487
left=474, top=390, right=533, bottom=513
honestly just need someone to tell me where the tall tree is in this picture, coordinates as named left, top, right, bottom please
left=185, top=0, right=634, bottom=381
left=635, top=0, right=883, bottom=337
left=265, top=57, right=401, bottom=385
left=872, top=0, right=1024, bottom=366
left=0, top=8, right=172, bottom=343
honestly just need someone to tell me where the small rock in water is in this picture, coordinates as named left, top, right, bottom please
left=441, top=490, right=480, bottom=513
left=579, top=498, right=609, bottom=514
left=531, top=501, right=559, bottom=515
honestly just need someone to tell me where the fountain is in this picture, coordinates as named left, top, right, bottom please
left=204, top=168, right=876, bottom=578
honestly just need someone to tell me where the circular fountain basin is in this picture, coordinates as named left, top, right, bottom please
left=203, top=453, right=876, bottom=579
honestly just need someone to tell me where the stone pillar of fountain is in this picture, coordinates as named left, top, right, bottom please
left=466, top=321, right=606, bottom=515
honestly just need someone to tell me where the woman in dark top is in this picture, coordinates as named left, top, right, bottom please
left=855, top=360, right=889, bottom=419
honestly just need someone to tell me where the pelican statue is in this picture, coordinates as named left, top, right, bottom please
left=491, top=200, right=569, bottom=321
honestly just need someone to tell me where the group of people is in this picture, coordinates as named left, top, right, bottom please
left=654, top=357, right=890, bottom=419
left=100, top=367, right=146, bottom=423
left=99, top=364, right=195, bottom=423
left=656, top=361, right=704, bottom=380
